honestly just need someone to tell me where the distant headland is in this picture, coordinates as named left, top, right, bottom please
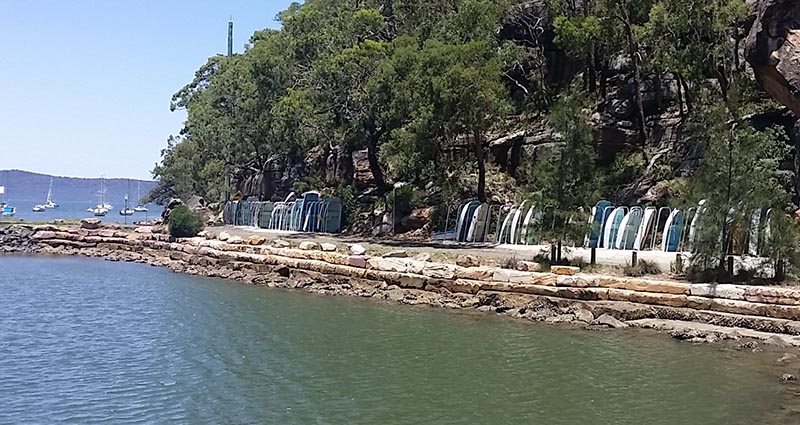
left=0, top=170, right=157, bottom=203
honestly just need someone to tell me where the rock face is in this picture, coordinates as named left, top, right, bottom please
left=746, top=0, right=800, bottom=116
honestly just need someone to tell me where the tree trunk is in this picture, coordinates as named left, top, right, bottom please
left=624, top=21, right=648, bottom=150
left=474, top=135, right=487, bottom=203
left=365, top=120, right=388, bottom=193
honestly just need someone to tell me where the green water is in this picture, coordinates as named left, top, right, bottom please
left=0, top=256, right=790, bottom=424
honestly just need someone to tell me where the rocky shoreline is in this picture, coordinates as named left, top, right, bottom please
left=4, top=221, right=800, bottom=350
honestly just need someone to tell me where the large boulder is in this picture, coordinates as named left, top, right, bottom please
left=80, top=218, right=102, bottom=230
left=745, top=0, right=800, bottom=116
left=161, top=198, right=184, bottom=221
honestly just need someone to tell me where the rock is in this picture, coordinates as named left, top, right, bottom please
left=414, top=252, right=432, bottom=262
left=382, top=250, right=408, bottom=258
left=593, top=314, right=629, bottom=328
left=161, top=197, right=184, bottom=221
left=134, top=226, right=153, bottom=234
left=349, top=244, right=367, bottom=255
left=227, top=235, right=244, bottom=244
left=778, top=353, right=798, bottom=363
left=80, top=218, right=102, bottom=230
left=32, top=231, right=56, bottom=240
left=299, top=241, right=320, bottom=251
left=745, top=0, right=800, bottom=115
left=273, top=265, right=291, bottom=278
left=572, top=307, right=594, bottom=324
left=551, top=265, right=580, bottom=276
left=320, top=243, right=337, bottom=252
left=516, top=260, right=543, bottom=272
left=782, top=373, right=797, bottom=382
left=273, top=239, right=291, bottom=248
left=218, top=232, right=231, bottom=242
left=455, top=255, right=480, bottom=268
left=247, top=235, right=267, bottom=246
left=764, top=335, right=791, bottom=349
left=400, top=208, right=431, bottom=231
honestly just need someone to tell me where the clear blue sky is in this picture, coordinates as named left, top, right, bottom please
left=0, top=1, right=294, bottom=180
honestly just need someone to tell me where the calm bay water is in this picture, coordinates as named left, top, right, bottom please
left=0, top=256, right=790, bottom=424
left=3, top=201, right=162, bottom=224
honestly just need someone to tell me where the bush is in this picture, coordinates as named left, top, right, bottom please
left=168, top=205, right=204, bottom=238
left=624, top=259, right=662, bottom=277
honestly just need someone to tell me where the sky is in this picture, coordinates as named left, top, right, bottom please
left=0, top=0, right=295, bottom=180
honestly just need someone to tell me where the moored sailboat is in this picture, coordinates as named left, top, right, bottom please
left=44, top=178, right=58, bottom=208
left=134, top=181, right=148, bottom=212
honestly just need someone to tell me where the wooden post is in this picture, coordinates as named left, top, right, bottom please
left=726, top=256, right=734, bottom=278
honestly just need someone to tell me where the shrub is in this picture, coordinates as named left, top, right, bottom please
left=624, top=259, right=662, bottom=277
left=168, top=205, right=204, bottom=238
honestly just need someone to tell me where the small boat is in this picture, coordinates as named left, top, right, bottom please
left=134, top=182, right=148, bottom=212
left=32, top=205, right=46, bottom=212
left=44, top=178, right=58, bottom=208
left=90, top=176, right=112, bottom=214
left=0, top=184, right=16, bottom=217
left=119, top=193, right=135, bottom=216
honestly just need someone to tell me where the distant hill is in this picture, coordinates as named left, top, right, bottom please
left=0, top=170, right=157, bottom=203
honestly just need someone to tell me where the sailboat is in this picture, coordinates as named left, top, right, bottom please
left=0, top=184, right=15, bottom=217
left=134, top=181, right=148, bottom=213
left=90, top=176, right=109, bottom=216
left=120, top=181, right=135, bottom=216
left=44, top=178, right=58, bottom=208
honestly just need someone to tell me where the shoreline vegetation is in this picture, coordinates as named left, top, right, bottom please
left=5, top=220, right=800, bottom=352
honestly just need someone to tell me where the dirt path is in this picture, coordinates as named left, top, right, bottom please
left=212, top=225, right=683, bottom=270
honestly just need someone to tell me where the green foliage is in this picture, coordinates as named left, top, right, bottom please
left=685, top=85, right=798, bottom=280
left=524, top=82, right=597, bottom=244
left=167, top=205, right=204, bottom=238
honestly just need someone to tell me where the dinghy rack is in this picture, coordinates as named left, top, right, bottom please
left=222, top=192, right=343, bottom=233
left=434, top=198, right=774, bottom=256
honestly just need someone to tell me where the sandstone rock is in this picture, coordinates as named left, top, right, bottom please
left=492, top=268, right=534, bottom=284
left=320, top=243, right=337, bottom=252
left=134, top=226, right=153, bottom=234
left=273, top=239, right=291, bottom=248
left=594, top=314, right=628, bottom=328
left=781, top=373, right=796, bottom=382
left=455, top=266, right=494, bottom=281
left=367, top=257, right=413, bottom=273
left=299, top=241, right=320, bottom=251
left=745, top=0, right=800, bottom=115
left=348, top=256, right=368, bottom=268
left=32, top=231, right=56, bottom=240
left=248, top=235, right=267, bottom=245
left=764, top=335, right=791, bottom=349
left=414, top=252, right=432, bottom=262
left=382, top=250, right=408, bottom=258
left=349, top=244, right=367, bottom=255
left=218, top=232, right=231, bottom=242
left=572, top=307, right=594, bottom=324
left=422, top=263, right=458, bottom=279
left=689, top=284, right=746, bottom=300
left=80, top=218, right=102, bottom=230
left=551, top=265, right=580, bottom=276
left=455, top=255, right=480, bottom=268
left=516, top=260, right=543, bottom=272
left=227, top=235, right=244, bottom=244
